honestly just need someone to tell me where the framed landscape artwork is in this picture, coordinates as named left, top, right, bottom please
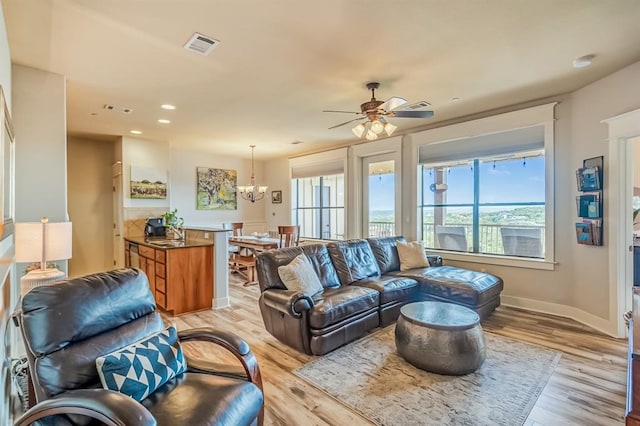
left=130, top=166, right=167, bottom=199
left=196, top=167, right=237, bottom=210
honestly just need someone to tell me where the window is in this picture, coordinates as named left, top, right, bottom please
left=291, top=173, right=344, bottom=240
left=420, top=150, right=545, bottom=259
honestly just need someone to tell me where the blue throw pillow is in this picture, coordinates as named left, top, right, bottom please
left=96, top=325, right=187, bottom=401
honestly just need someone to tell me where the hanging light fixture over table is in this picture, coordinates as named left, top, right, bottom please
left=237, top=144, right=268, bottom=202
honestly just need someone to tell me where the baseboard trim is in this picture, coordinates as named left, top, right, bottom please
left=212, top=296, right=230, bottom=309
left=501, top=295, right=617, bottom=337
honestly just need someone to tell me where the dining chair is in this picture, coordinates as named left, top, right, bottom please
left=223, top=222, right=246, bottom=273
left=278, top=225, right=300, bottom=248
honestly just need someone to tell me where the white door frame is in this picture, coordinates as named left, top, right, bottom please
left=603, top=107, right=640, bottom=337
left=362, top=152, right=402, bottom=237
left=348, top=137, right=403, bottom=238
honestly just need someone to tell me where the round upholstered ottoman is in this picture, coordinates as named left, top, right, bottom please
left=395, top=301, right=486, bottom=375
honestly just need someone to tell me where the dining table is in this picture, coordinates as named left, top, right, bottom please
left=228, top=235, right=280, bottom=286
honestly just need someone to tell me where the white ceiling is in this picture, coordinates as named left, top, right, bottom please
left=3, top=0, right=640, bottom=160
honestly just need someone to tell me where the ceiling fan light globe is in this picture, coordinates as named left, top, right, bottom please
left=365, top=130, right=378, bottom=141
left=352, top=123, right=366, bottom=138
left=384, top=122, right=397, bottom=136
left=370, top=120, right=384, bottom=134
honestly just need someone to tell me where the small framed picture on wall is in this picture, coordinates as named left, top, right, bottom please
left=271, top=190, right=282, bottom=204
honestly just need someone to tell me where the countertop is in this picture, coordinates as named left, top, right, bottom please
left=184, top=226, right=230, bottom=232
left=124, top=236, right=214, bottom=249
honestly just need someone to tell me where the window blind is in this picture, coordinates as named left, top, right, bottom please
left=418, top=125, right=544, bottom=164
left=289, top=148, right=347, bottom=179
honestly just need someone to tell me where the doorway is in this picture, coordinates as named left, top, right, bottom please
left=604, top=107, right=640, bottom=337
left=363, top=154, right=400, bottom=237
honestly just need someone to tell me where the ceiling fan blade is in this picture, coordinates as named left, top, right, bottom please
left=322, top=110, right=362, bottom=114
left=391, top=110, right=434, bottom=118
left=328, top=117, right=364, bottom=129
left=378, top=97, right=407, bottom=112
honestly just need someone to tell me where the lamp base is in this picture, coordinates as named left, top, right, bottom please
left=20, top=268, right=66, bottom=295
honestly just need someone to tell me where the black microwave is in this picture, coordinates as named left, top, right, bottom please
left=145, top=218, right=166, bottom=237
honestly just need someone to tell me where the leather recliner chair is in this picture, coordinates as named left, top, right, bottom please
left=13, top=268, right=264, bottom=426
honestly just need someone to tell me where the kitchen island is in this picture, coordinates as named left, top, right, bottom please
left=125, top=233, right=228, bottom=315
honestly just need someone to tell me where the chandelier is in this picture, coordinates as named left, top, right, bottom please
left=237, top=145, right=268, bottom=202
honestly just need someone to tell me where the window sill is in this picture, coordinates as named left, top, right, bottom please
left=427, top=250, right=556, bottom=271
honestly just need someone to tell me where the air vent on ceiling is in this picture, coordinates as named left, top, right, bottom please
left=184, top=32, right=220, bottom=56
left=403, top=100, right=431, bottom=110
left=104, top=104, right=133, bottom=114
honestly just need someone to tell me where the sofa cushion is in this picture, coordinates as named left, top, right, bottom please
left=396, top=240, right=430, bottom=271
left=277, top=254, right=324, bottom=297
left=396, top=266, right=503, bottom=307
left=366, top=236, right=406, bottom=274
left=96, top=325, right=187, bottom=401
left=327, top=240, right=380, bottom=286
left=142, top=372, right=263, bottom=426
left=352, top=275, right=419, bottom=305
left=309, top=286, right=379, bottom=329
left=256, top=244, right=341, bottom=291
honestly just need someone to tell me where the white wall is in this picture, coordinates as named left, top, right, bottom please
left=567, top=60, right=640, bottom=321
left=264, top=157, right=291, bottom=231
left=67, top=137, right=114, bottom=276
left=13, top=64, right=67, bottom=222
left=122, top=136, right=170, bottom=209
left=170, top=148, right=268, bottom=231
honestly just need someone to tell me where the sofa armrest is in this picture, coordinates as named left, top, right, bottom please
left=260, top=289, right=313, bottom=318
left=14, top=388, right=156, bottom=426
left=427, top=255, right=443, bottom=267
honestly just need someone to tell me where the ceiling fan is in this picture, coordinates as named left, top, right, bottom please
left=323, top=82, right=434, bottom=140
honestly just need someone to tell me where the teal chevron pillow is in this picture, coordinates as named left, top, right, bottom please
left=96, top=325, right=187, bottom=401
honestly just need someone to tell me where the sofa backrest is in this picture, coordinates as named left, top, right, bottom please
left=366, top=236, right=406, bottom=274
left=256, top=243, right=342, bottom=291
left=327, top=239, right=380, bottom=285
left=19, top=268, right=164, bottom=401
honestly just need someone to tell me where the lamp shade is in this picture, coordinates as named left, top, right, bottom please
left=15, top=221, right=73, bottom=263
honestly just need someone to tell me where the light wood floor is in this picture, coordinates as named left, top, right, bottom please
left=168, top=274, right=628, bottom=426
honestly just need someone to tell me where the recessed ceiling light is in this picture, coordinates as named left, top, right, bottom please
left=291, top=140, right=304, bottom=145
left=130, top=130, right=142, bottom=135
left=573, top=54, right=595, bottom=69
left=452, top=97, right=460, bottom=101
left=158, top=119, right=171, bottom=124
left=161, top=104, right=176, bottom=110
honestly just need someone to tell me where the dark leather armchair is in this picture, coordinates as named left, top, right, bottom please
left=13, top=268, right=264, bottom=426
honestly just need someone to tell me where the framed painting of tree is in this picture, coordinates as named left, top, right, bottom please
left=196, top=167, right=237, bottom=210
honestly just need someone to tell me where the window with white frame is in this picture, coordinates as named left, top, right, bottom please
left=291, top=174, right=344, bottom=240
left=420, top=149, right=545, bottom=258
left=289, top=148, right=347, bottom=241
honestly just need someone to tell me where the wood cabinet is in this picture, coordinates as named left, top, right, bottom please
left=124, top=239, right=213, bottom=315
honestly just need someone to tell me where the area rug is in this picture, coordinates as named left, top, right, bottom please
left=293, top=326, right=561, bottom=426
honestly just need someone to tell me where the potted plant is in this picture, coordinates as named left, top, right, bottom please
left=162, top=209, right=184, bottom=239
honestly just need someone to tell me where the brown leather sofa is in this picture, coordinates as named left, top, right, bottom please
left=13, top=268, right=264, bottom=426
left=256, top=236, right=503, bottom=356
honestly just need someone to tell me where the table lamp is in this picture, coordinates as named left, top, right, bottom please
left=15, top=217, right=73, bottom=295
